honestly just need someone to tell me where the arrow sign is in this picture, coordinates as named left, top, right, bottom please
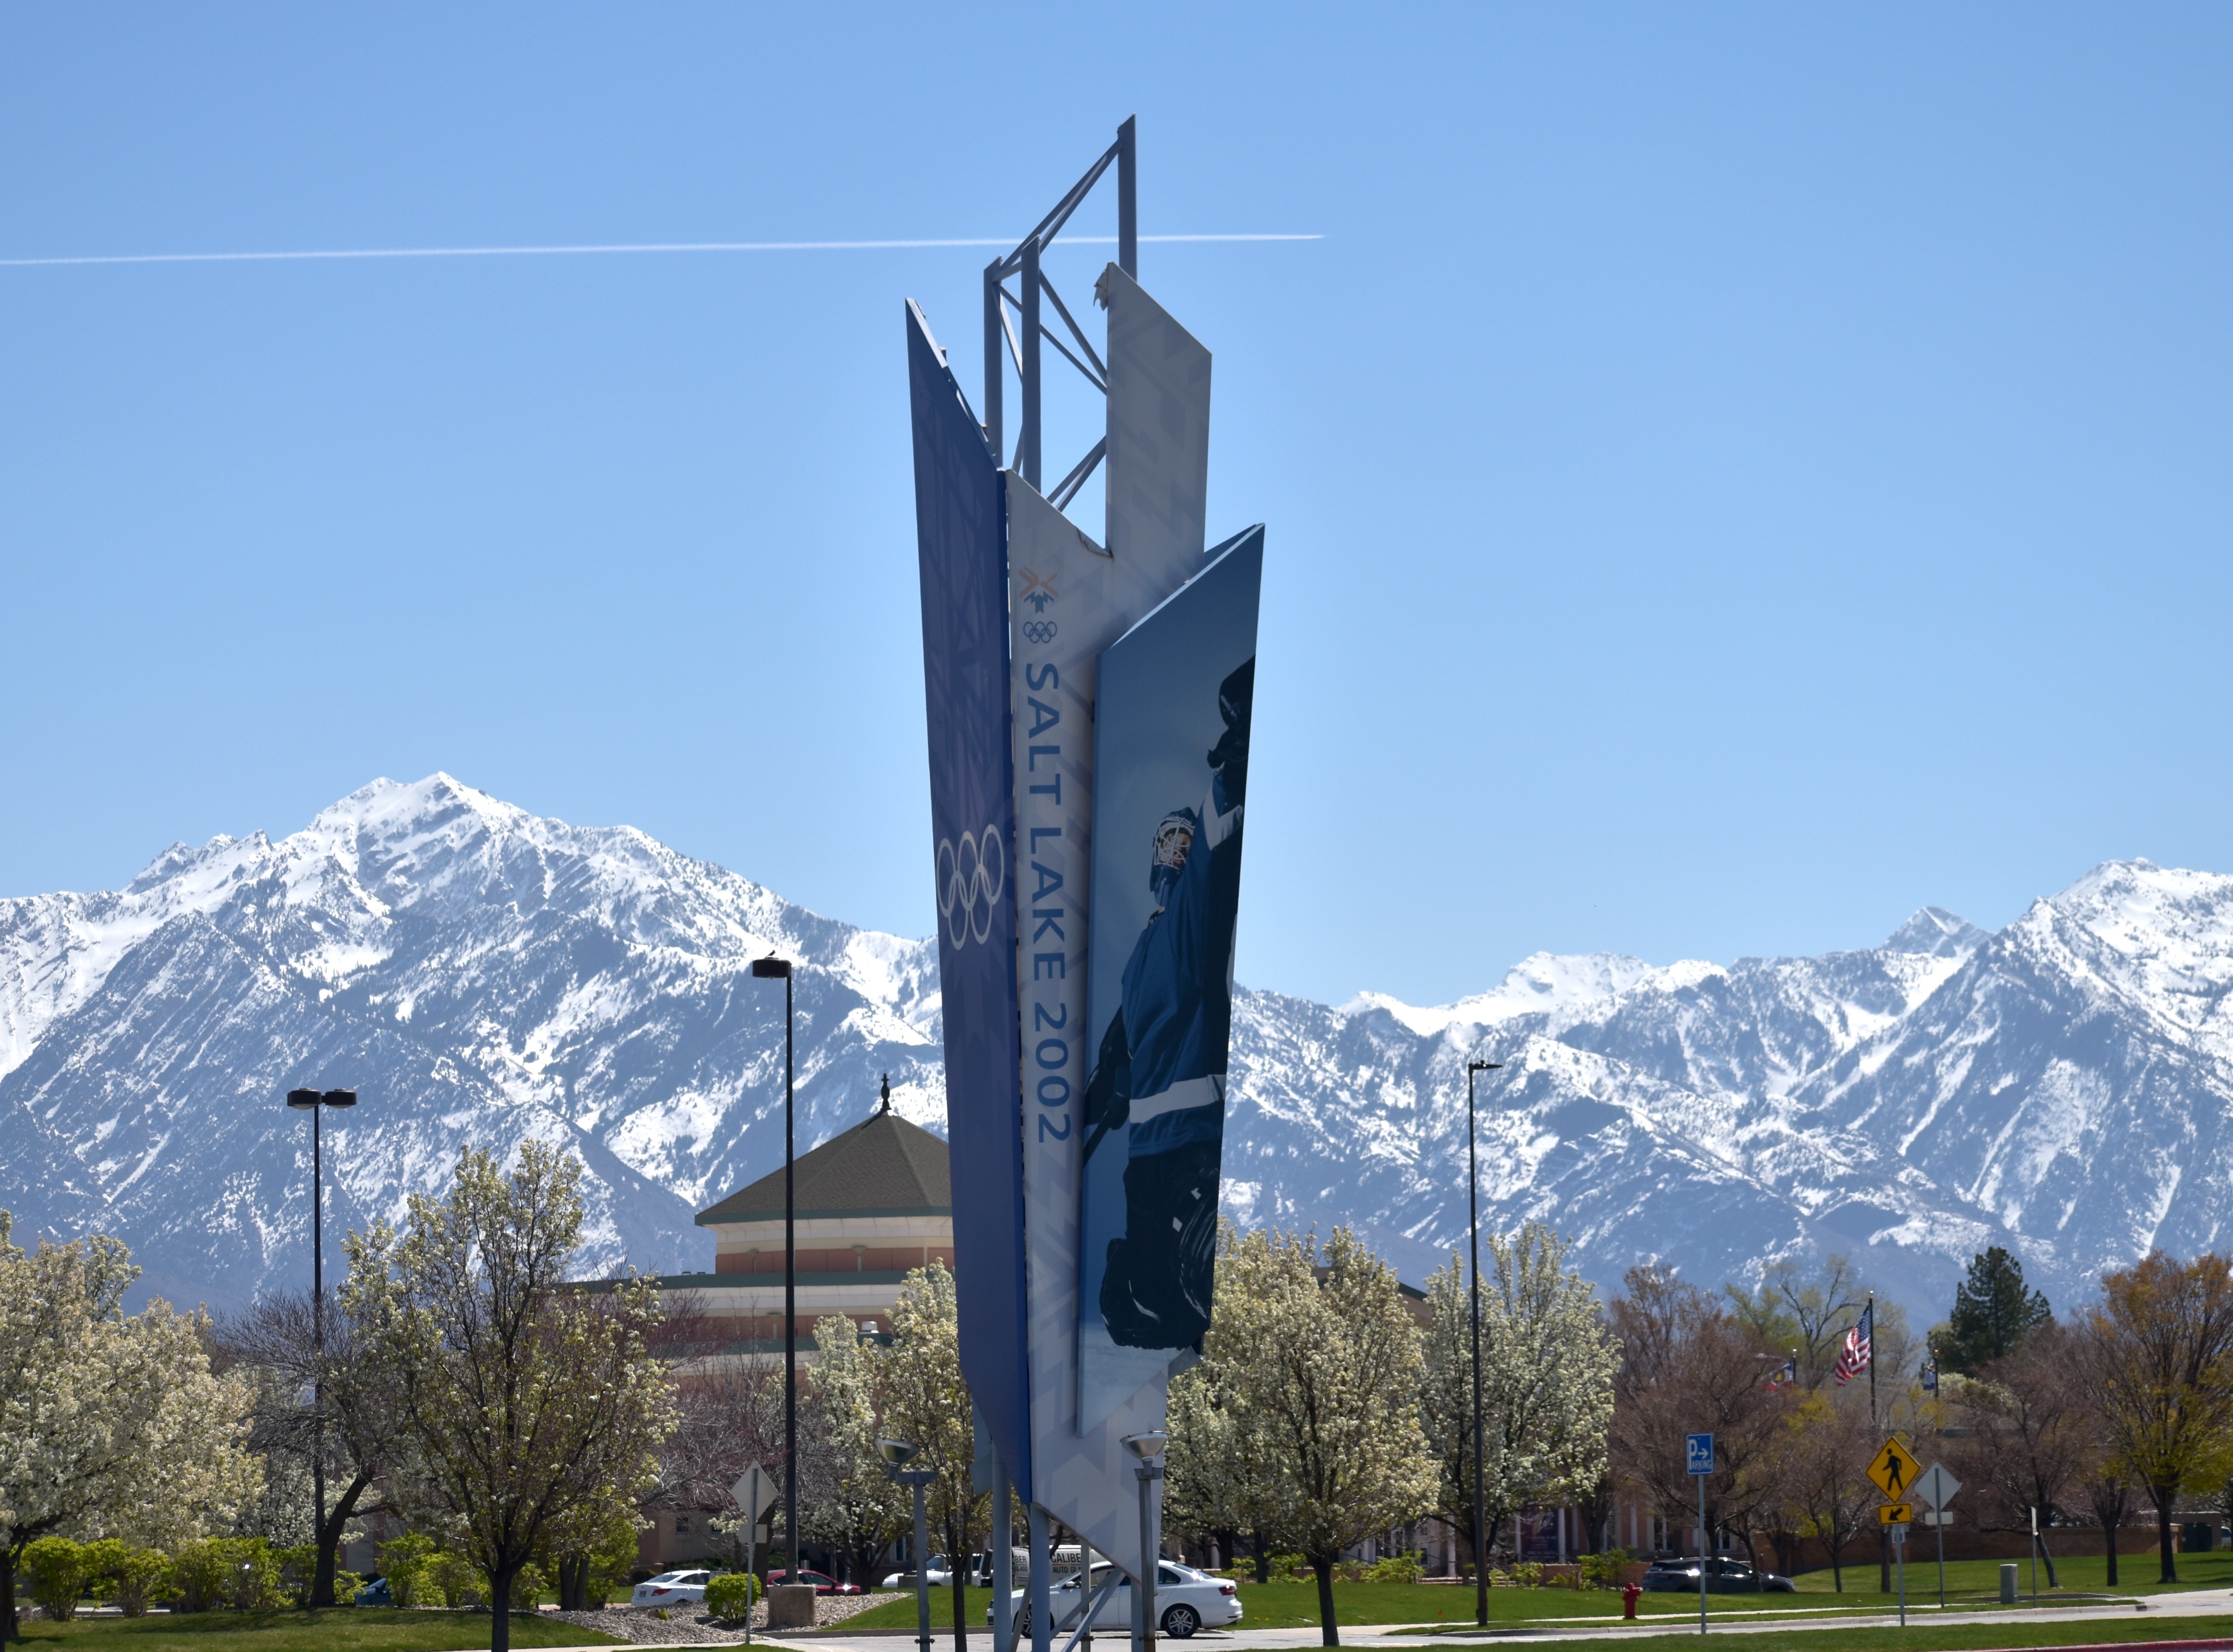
left=1686, top=1432, right=1714, bottom=1476
left=732, top=1463, right=778, bottom=1521
left=1866, top=1436, right=1922, bottom=1500
left=1879, top=1501, right=1913, bottom=1527
left=1913, top=1463, right=1961, bottom=1511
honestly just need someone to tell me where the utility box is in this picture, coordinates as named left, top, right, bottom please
left=1999, top=1563, right=2018, bottom=1604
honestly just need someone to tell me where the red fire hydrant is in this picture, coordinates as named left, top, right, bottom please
left=1621, top=1581, right=1642, bottom=1620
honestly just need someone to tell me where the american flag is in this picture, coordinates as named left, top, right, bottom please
left=1834, top=1302, right=1873, bottom=1386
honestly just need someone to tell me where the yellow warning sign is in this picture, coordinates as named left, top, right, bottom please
left=1879, top=1501, right=1913, bottom=1527
left=1867, top=1436, right=1921, bottom=1499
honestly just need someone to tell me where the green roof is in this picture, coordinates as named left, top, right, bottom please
left=695, top=1109, right=952, bottom=1225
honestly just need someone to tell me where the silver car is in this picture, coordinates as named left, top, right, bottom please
left=989, top=1561, right=1242, bottom=1640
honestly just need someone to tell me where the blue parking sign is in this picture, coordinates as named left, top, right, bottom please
left=1686, top=1433, right=1714, bottom=1476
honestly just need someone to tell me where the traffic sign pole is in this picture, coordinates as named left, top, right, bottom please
left=1697, top=1469, right=1707, bottom=1637
left=1687, top=1433, right=1714, bottom=1637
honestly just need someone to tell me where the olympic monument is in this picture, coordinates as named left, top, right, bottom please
left=909, top=117, right=1263, bottom=1652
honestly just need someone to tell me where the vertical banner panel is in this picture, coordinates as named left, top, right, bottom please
left=908, top=299, right=1031, bottom=1496
left=1102, top=264, right=1211, bottom=595
left=1078, top=528, right=1263, bottom=1432
left=1009, top=478, right=1183, bottom=1579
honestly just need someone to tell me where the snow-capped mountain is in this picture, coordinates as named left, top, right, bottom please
left=4, top=775, right=2226, bottom=1322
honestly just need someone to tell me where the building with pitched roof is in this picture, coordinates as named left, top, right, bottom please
left=666, top=1098, right=954, bottom=1357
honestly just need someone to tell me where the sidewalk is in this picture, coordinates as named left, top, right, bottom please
left=769, top=1587, right=2233, bottom=1650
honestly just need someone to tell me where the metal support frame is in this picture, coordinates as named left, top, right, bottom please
left=982, top=115, right=1136, bottom=493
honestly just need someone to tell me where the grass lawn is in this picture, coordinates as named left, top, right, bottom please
left=1792, top=1550, right=2233, bottom=1599
left=1, top=1608, right=622, bottom=1652
left=1412, top=1617, right=2233, bottom=1650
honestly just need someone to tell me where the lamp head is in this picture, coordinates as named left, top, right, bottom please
left=1467, top=1060, right=1503, bottom=1075
left=286, top=1088, right=321, bottom=1110
left=1120, top=1431, right=1168, bottom=1460
left=877, top=1437, right=918, bottom=1466
left=323, top=1088, right=357, bottom=1108
left=752, top=956, right=792, bottom=980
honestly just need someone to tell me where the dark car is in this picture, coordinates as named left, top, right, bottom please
left=1641, top=1557, right=1796, bottom=1593
left=767, top=1568, right=863, bottom=1596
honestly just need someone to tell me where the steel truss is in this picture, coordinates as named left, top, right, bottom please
left=982, top=116, right=1136, bottom=498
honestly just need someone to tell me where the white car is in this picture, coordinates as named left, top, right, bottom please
left=989, top=1561, right=1241, bottom=1640
left=881, top=1555, right=955, bottom=1588
left=633, top=1569, right=714, bottom=1607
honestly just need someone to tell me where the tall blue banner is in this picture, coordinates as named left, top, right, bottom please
left=1077, top=527, right=1262, bottom=1429
left=907, top=300, right=1031, bottom=1496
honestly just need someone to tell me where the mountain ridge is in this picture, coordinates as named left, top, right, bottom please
left=5, top=774, right=2225, bottom=1326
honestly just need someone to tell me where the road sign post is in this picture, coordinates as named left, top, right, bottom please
left=732, top=1465, right=778, bottom=1645
left=1914, top=1463, right=1961, bottom=1609
left=1687, top=1433, right=1714, bottom=1636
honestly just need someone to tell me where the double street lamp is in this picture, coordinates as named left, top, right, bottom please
left=1463, top=1058, right=1500, bottom=1628
left=285, top=1084, right=356, bottom=1607
left=879, top=1438, right=938, bottom=1652
left=750, top=955, right=800, bottom=1587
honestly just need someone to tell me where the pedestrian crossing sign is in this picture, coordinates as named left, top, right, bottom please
left=1867, top=1436, right=1921, bottom=1499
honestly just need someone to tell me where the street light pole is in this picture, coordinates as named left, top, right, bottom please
left=881, top=1441, right=938, bottom=1652
left=286, top=1085, right=356, bottom=1608
left=752, top=956, right=798, bottom=1584
left=1122, top=1433, right=1168, bottom=1652
left=1464, top=1058, right=1501, bottom=1628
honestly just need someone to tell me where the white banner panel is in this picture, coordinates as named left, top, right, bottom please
left=1102, top=263, right=1211, bottom=595
left=1009, top=477, right=1183, bottom=1580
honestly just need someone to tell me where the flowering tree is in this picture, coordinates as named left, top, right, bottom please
left=809, top=1314, right=908, bottom=1584
left=1202, top=1227, right=1435, bottom=1646
left=346, top=1144, right=676, bottom=1652
left=1421, top=1223, right=1616, bottom=1566
left=0, top=1212, right=258, bottom=1642
left=875, top=1264, right=980, bottom=1645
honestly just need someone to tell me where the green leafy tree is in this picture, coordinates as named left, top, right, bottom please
left=0, top=1212, right=259, bottom=1642
left=2078, top=1251, right=2233, bottom=1584
left=1200, top=1227, right=1435, bottom=1646
left=345, top=1143, right=678, bottom=1652
left=1933, top=1248, right=2052, bottom=1375
left=1725, top=1254, right=1868, bottom=1389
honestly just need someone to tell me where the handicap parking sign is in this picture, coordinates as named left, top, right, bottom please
left=1686, top=1433, right=1714, bottom=1476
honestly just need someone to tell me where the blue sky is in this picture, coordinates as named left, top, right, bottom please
left=4, top=6, right=2229, bottom=1008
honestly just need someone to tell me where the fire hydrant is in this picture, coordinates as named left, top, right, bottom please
left=1621, top=1580, right=1642, bottom=1620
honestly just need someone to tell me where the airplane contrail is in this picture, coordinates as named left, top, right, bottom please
left=0, top=233, right=1320, bottom=269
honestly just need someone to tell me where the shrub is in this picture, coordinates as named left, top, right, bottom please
left=23, top=1537, right=91, bottom=1622
left=1576, top=1548, right=1634, bottom=1591
left=1365, top=1554, right=1422, bottom=1584
left=379, top=1533, right=437, bottom=1609
left=1267, top=1552, right=1306, bottom=1580
left=1507, top=1561, right=1544, bottom=1588
left=705, top=1574, right=760, bottom=1620
left=427, top=1549, right=485, bottom=1608
left=167, top=1541, right=233, bottom=1614
left=82, top=1541, right=167, bottom=1618
left=509, top=1561, right=546, bottom=1611
left=216, top=1538, right=285, bottom=1610
left=277, top=1544, right=319, bottom=1608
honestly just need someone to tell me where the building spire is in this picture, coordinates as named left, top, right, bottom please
left=879, top=1073, right=892, bottom=1115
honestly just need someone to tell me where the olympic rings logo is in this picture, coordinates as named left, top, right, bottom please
left=1022, top=620, right=1058, bottom=644
left=935, top=826, right=1006, bottom=948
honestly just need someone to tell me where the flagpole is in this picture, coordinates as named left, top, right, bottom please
left=1869, top=1293, right=1887, bottom=1595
